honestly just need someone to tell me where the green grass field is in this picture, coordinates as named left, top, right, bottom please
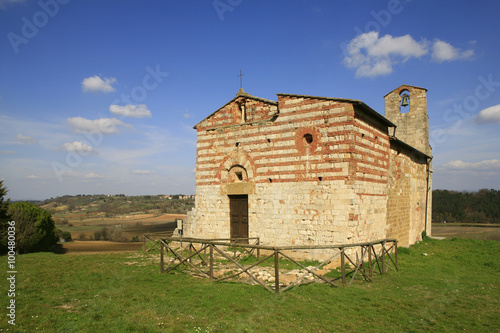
left=1, top=237, right=499, bottom=332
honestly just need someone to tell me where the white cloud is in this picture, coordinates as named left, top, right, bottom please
left=130, top=170, right=157, bottom=175
left=27, top=174, right=39, bottom=179
left=109, top=104, right=152, bottom=118
left=60, top=141, right=96, bottom=154
left=81, top=75, right=117, bottom=93
left=431, top=40, right=474, bottom=63
left=85, top=172, right=104, bottom=179
left=67, top=117, right=131, bottom=134
left=444, top=159, right=500, bottom=171
left=343, top=32, right=428, bottom=78
left=475, top=105, right=500, bottom=124
left=13, top=133, right=37, bottom=144
left=343, top=33, right=475, bottom=78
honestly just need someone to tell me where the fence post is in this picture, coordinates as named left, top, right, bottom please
left=257, top=238, right=260, bottom=259
left=209, top=244, right=214, bottom=280
left=394, top=240, right=399, bottom=271
left=368, top=245, right=373, bottom=278
left=340, top=247, right=346, bottom=286
left=160, top=241, right=164, bottom=273
left=381, top=240, right=386, bottom=274
left=189, top=243, right=192, bottom=263
left=274, top=250, right=280, bottom=294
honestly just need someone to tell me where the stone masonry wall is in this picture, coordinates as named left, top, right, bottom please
left=386, top=144, right=429, bottom=247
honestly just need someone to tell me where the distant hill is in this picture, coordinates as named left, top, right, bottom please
left=38, top=194, right=195, bottom=220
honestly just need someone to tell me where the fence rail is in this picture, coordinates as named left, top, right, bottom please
left=152, top=236, right=398, bottom=294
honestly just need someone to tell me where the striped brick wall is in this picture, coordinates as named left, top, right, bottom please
left=195, top=95, right=391, bottom=188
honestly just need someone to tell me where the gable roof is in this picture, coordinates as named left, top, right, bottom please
left=194, top=90, right=398, bottom=129
left=193, top=89, right=278, bottom=129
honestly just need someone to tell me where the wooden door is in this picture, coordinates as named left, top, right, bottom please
left=229, top=195, right=248, bottom=242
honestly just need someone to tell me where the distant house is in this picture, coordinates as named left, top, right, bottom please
left=184, top=85, right=432, bottom=256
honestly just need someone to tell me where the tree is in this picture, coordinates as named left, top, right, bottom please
left=7, top=201, right=58, bottom=254
left=0, top=181, right=12, bottom=254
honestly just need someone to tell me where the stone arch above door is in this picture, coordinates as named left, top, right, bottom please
left=218, top=151, right=256, bottom=195
left=218, top=151, right=256, bottom=183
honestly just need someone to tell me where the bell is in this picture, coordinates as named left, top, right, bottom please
left=401, top=93, right=410, bottom=107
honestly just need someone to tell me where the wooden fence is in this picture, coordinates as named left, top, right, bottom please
left=143, top=232, right=175, bottom=253
left=153, top=236, right=398, bottom=294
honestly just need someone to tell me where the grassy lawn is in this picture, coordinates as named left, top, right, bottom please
left=1, top=238, right=499, bottom=332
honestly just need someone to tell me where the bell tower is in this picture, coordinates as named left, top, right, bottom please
left=384, top=85, right=431, bottom=155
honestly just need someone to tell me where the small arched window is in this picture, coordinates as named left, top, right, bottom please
left=228, top=165, right=248, bottom=183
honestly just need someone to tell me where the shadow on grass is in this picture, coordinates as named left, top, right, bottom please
left=53, top=243, right=68, bottom=254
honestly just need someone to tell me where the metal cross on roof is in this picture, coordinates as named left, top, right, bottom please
left=237, top=70, right=245, bottom=89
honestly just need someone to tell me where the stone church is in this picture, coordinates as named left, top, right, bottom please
left=184, top=84, right=432, bottom=251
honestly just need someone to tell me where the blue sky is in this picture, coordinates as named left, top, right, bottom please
left=1, top=0, right=499, bottom=200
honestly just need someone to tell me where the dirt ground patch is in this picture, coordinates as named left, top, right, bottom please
left=432, top=224, right=500, bottom=241
left=57, top=241, right=143, bottom=255
left=123, top=221, right=177, bottom=235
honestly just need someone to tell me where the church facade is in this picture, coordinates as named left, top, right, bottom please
left=184, top=85, right=432, bottom=253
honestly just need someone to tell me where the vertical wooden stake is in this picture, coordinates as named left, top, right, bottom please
left=341, top=247, right=346, bottom=286
left=381, top=241, right=386, bottom=274
left=368, top=245, right=373, bottom=278
left=257, top=238, right=260, bottom=259
left=143, top=235, right=146, bottom=253
left=189, top=244, right=192, bottom=263
left=204, top=244, right=207, bottom=264
left=160, top=241, right=164, bottom=273
left=394, top=241, right=399, bottom=271
left=274, top=250, right=280, bottom=294
left=209, top=244, right=214, bottom=280
left=360, top=247, right=364, bottom=273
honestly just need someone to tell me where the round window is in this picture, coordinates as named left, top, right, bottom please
left=303, top=133, right=313, bottom=145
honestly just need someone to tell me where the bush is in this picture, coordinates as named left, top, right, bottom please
left=6, top=202, right=58, bottom=254
left=57, top=229, right=72, bottom=242
left=94, top=227, right=107, bottom=241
